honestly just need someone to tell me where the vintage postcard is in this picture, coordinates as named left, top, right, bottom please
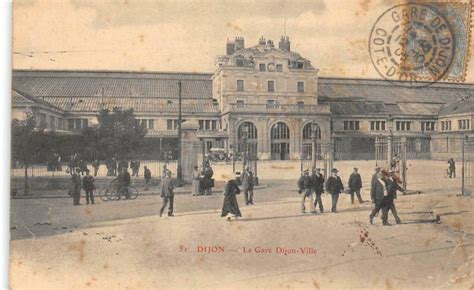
left=9, top=0, right=474, bottom=289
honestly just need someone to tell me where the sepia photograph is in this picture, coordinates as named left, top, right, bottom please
left=8, top=0, right=474, bottom=289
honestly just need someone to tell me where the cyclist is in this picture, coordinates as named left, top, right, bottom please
left=112, top=168, right=131, bottom=200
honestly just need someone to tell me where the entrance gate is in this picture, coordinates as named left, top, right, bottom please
left=300, top=142, right=334, bottom=178
left=462, top=137, right=474, bottom=195
left=375, top=136, right=407, bottom=190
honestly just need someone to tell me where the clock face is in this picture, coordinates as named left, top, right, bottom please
left=267, top=63, right=276, bottom=72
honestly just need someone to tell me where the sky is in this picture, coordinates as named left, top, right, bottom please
left=12, top=0, right=474, bottom=82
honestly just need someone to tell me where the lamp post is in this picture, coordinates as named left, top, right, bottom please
left=310, top=121, right=318, bottom=171
left=242, top=124, right=248, bottom=171
left=177, top=81, right=182, bottom=183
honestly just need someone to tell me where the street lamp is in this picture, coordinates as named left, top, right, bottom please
left=241, top=124, right=248, bottom=171
left=310, top=121, right=318, bottom=171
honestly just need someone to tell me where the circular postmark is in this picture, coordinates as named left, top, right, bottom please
left=369, top=3, right=455, bottom=87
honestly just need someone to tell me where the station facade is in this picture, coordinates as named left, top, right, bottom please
left=11, top=36, right=474, bottom=161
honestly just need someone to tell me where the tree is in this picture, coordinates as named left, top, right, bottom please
left=94, top=107, right=147, bottom=160
left=11, top=115, right=47, bottom=194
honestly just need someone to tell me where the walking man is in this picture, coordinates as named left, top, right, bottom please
left=348, top=167, right=364, bottom=204
left=448, top=158, right=456, bottom=178
left=144, top=166, right=151, bottom=191
left=298, top=170, right=315, bottom=214
left=385, top=170, right=404, bottom=224
left=241, top=166, right=254, bottom=205
left=326, top=168, right=344, bottom=213
left=159, top=171, right=174, bottom=217
left=71, top=168, right=82, bottom=206
left=370, top=170, right=390, bottom=225
left=82, top=170, right=95, bottom=204
left=312, top=168, right=325, bottom=213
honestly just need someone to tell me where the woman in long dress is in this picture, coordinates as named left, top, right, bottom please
left=221, top=179, right=242, bottom=221
left=192, top=166, right=201, bottom=196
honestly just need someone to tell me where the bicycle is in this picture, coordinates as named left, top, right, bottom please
left=99, top=184, right=139, bottom=201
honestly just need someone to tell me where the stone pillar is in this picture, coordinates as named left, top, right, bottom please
left=181, top=121, right=202, bottom=183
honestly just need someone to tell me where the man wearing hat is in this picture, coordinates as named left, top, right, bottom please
left=370, top=169, right=390, bottom=225
left=326, top=168, right=344, bottom=213
left=298, top=169, right=315, bottom=214
left=348, top=167, right=364, bottom=204
left=385, top=170, right=404, bottom=224
left=241, top=166, right=254, bottom=205
left=312, top=168, right=325, bottom=213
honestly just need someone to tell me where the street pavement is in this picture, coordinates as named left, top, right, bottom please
left=9, top=160, right=474, bottom=289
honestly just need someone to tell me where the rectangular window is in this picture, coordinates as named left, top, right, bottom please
left=370, top=121, right=375, bottom=131
left=75, top=119, right=81, bottom=130
left=396, top=121, right=400, bottom=131
left=199, top=120, right=204, bottom=130
left=355, top=121, right=360, bottom=130
left=381, top=121, right=386, bottom=130
left=267, top=80, right=275, bottom=92
left=297, top=101, right=305, bottom=109
left=344, top=121, right=348, bottom=131
left=344, top=121, right=359, bottom=131
left=236, top=100, right=245, bottom=108
left=458, top=120, right=462, bottom=130
left=396, top=121, right=411, bottom=131
left=259, top=63, right=266, bottom=72
left=141, top=119, right=147, bottom=128
left=211, top=120, right=217, bottom=130
left=467, top=120, right=470, bottom=130
left=49, top=116, right=55, bottom=130
left=237, top=80, right=244, bottom=91
left=68, top=119, right=74, bottom=130
left=82, top=119, right=88, bottom=129
left=297, top=81, right=305, bottom=93
left=266, top=100, right=276, bottom=109
left=205, top=120, right=211, bottom=130
left=297, top=61, right=304, bottom=69
left=441, top=121, right=445, bottom=131
left=236, top=58, right=244, bottom=67
left=148, top=119, right=154, bottom=130
left=167, top=119, right=173, bottom=130
left=276, top=64, right=283, bottom=72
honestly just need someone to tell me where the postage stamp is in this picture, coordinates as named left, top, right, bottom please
left=369, top=2, right=472, bottom=87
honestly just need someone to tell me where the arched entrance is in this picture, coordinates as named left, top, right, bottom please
left=301, top=122, right=321, bottom=159
left=237, top=122, right=258, bottom=155
left=270, top=122, right=290, bottom=160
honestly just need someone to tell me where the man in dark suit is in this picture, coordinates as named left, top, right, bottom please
left=348, top=167, right=364, bottom=204
left=385, top=171, right=404, bottom=224
left=241, top=166, right=254, bottom=205
left=370, top=170, right=390, bottom=225
left=326, top=168, right=344, bottom=213
left=144, top=166, right=151, bottom=191
left=312, top=168, right=325, bottom=213
left=71, top=168, right=82, bottom=206
left=159, top=171, right=174, bottom=217
left=298, top=170, right=315, bottom=214
left=82, top=170, right=95, bottom=204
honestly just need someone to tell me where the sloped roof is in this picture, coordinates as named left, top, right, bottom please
left=318, top=78, right=474, bottom=104
left=439, top=98, right=474, bottom=116
left=12, top=70, right=213, bottom=99
left=12, top=90, right=34, bottom=104
left=325, top=100, right=442, bottom=116
left=42, top=96, right=220, bottom=114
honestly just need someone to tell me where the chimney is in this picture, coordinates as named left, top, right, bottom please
left=279, top=35, right=291, bottom=51
left=258, top=36, right=266, bottom=45
left=267, top=39, right=274, bottom=48
left=226, top=39, right=235, bottom=55
left=234, top=37, right=245, bottom=51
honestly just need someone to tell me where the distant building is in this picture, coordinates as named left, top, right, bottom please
left=11, top=36, right=474, bottom=160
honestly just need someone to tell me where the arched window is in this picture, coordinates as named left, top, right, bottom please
left=237, top=122, right=257, bottom=140
left=302, top=122, right=321, bottom=140
left=271, top=122, right=290, bottom=140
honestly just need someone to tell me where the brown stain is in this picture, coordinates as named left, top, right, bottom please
left=138, top=34, right=145, bottom=43
left=69, top=239, right=86, bottom=262
left=360, top=0, right=371, bottom=12
left=103, top=263, right=109, bottom=269
left=312, top=279, right=321, bottom=290
left=84, top=207, right=92, bottom=215
left=86, top=281, right=91, bottom=286
left=451, top=218, right=463, bottom=230
left=140, top=66, right=146, bottom=72
left=385, top=278, right=394, bottom=290
left=270, top=165, right=294, bottom=169
left=226, top=22, right=243, bottom=32
left=220, top=173, right=231, bottom=180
